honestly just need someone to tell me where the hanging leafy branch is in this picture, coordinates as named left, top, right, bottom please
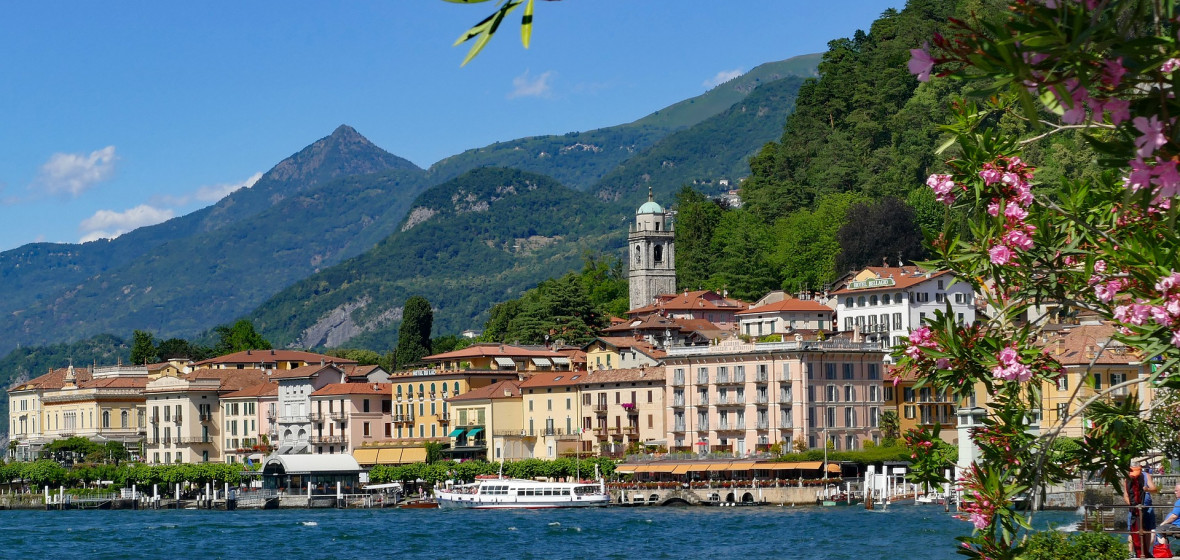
left=445, top=0, right=548, bottom=66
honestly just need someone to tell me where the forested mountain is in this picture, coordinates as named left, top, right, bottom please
left=426, top=55, right=821, bottom=190
left=0, top=126, right=431, bottom=355
left=249, top=167, right=623, bottom=351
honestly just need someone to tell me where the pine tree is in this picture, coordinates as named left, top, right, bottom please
left=394, top=296, right=433, bottom=370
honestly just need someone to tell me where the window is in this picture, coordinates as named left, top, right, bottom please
left=904, top=405, right=916, bottom=419
left=883, top=294, right=891, bottom=305
left=884, top=386, right=894, bottom=402
left=1093, top=373, right=1103, bottom=390
left=843, top=363, right=854, bottom=379
left=826, top=385, right=838, bottom=402
left=363, top=399, right=370, bottom=413
left=1056, top=402, right=1068, bottom=420
left=869, top=407, right=879, bottom=427
left=102, top=410, right=110, bottom=429
left=935, top=293, right=946, bottom=303
left=893, top=313, right=902, bottom=330
left=857, top=296, right=866, bottom=307
left=844, top=385, right=856, bottom=402
left=845, top=407, right=857, bottom=427
left=845, top=317, right=854, bottom=331
left=869, top=385, right=879, bottom=402
left=826, top=407, right=836, bottom=428
left=807, top=386, right=815, bottom=403
left=825, top=364, right=837, bottom=379
left=867, top=363, right=880, bottom=380
left=806, top=363, right=814, bottom=380
left=870, top=295, right=878, bottom=306
left=845, top=297, right=853, bottom=308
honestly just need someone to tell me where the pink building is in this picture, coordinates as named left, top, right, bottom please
left=309, top=383, right=392, bottom=456
left=664, top=336, right=889, bottom=454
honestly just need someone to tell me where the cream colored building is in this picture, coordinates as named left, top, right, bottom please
left=310, top=383, right=392, bottom=456
left=220, top=381, right=278, bottom=465
left=143, top=368, right=269, bottom=464
left=518, top=372, right=583, bottom=459
left=584, top=337, right=665, bottom=372
left=445, top=380, right=524, bottom=462
left=577, top=367, right=666, bottom=456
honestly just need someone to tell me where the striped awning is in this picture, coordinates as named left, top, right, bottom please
left=551, top=357, right=570, bottom=365
left=494, top=357, right=516, bottom=367
left=531, top=357, right=552, bottom=367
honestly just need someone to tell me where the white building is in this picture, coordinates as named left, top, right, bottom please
left=832, top=266, right=976, bottom=346
left=271, top=364, right=347, bottom=454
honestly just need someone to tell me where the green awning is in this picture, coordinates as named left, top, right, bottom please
left=448, top=428, right=465, bottom=437
left=467, top=427, right=484, bottom=437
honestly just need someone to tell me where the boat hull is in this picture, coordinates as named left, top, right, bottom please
left=435, top=495, right=610, bottom=509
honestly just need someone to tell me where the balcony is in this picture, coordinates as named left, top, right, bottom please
left=309, top=411, right=324, bottom=422
left=594, top=404, right=608, bottom=415
left=330, top=411, right=346, bottom=421
left=621, top=426, right=638, bottom=437
left=438, top=413, right=451, bottom=424
left=150, top=415, right=160, bottom=424
left=756, top=421, right=770, bottom=430
left=755, top=371, right=769, bottom=383
left=696, top=396, right=709, bottom=406
left=199, top=412, right=213, bottom=422
left=671, top=377, right=686, bottom=387
left=310, top=435, right=346, bottom=444
left=174, top=413, right=182, bottom=425
left=716, top=374, right=744, bottom=386
left=696, top=422, right=710, bottom=431
left=623, top=404, right=638, bottom=416
left=672, top=424, right=686, bottom=432
left=756, top=395, right=769, bottom=405
left=593, top=427, right=610, bottom=439
left=715, top=398, right=744, bottom=408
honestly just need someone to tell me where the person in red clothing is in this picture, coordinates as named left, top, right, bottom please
left=1128, top=464, right=1159, bottom=558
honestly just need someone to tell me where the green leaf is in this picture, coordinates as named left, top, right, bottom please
left=521, top=0, right=534, bottom=49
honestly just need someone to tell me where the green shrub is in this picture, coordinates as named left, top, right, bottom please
left=1019, top=530, right=1128, bottom=560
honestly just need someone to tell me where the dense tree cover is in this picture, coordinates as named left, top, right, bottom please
left=212, top=320, right=271, bottom=355
left=0, top=460, right=251, bottom=489
left=703, top=209, right=777, bottom=302
left=672, top=186, right=724, bottom=291
left=835, top=197, right=926, bottom=273
left=394, top=296, right=434, bottom=369
left=479, top=254, right=623, bottom=345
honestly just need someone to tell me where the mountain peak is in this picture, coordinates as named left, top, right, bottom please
left=264, top=125, right=421, bottom=188
left=329, top=124, right=364, bottom=143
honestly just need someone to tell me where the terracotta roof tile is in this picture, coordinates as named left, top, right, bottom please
left=312, top=382, right=392, bottom=396
left=269, top=364, right=347, bottom=380
left=221, top=382, right=279, bottom=399
left=518, top=372, right=584, bottom=389
left=575, top=367, right=666, bottom=385
left=447, top=380, right=523, bottom=402
left=190, top=349, right=357, bottom=367
left=626, top=290, right=750, bottom=316
left=423, top=343, right=565, bottom=362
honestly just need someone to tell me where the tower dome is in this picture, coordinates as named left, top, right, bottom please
left=636, top=187, right=663, bottom=215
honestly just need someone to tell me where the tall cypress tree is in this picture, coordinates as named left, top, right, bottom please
left=394, top=296, right=433, bottom=370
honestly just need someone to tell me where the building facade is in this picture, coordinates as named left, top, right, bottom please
left=578, top=367, right=666, bottom=456
left=833, top=266, right=976, bottom=346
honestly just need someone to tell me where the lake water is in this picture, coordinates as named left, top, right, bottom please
left=0, top=503, right=1080, bottom=559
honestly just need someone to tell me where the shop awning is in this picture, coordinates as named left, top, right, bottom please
left=531, top=357, right=552, bottom=367
left=400, top=447, right=427, bottom=463
left=757, top=462, right=799, bottom=470
left=376, top=448, right=403, bottom=464
left=353, top=448, right=380, bottom=464
left=795, top=461, right=823, bottom=470
left=708, top=462, right=734, bottom=471
left=728, top=461, right=758, bottom=471
left=494, top=357, right=516, bottom=367
left=448, top=428, right=465, bottom=437
left=466, top=427, right=484, bottom=437
left=646, top=464, right=678, bottom=473
left=827, top=464, right=842, bottom=473
left=615, top=464, right=638, bottom=474
left=671, top=465, right=692, bottom=474
left=685, top=463, right=714, bottom=472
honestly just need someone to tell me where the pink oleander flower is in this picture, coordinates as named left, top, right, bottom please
left=987, top=201, right=1000, bottom=216
left=1155, top=161, right=1180, bottom=198
left=1134, top=116, right=1169, bottom=158
left=1095, top=282, right=1120, bottom=302
left=1012, top=183, right=1034, bottom=207
left=1104, top=98, right=1131, bottom=125
left=1163, top=58, right=1180, bottom=74
left=1156, top=272, right=1180, bottom=294
left=926, top=173, right=957, bottom=204
left=1166, top=296, right=1180, bottom=317
left=1004, top=203, right=1029, bottom=221
left=989, top=244, right=1014, bottom=265
left=1173, top=330, right=1180, bottom=348
left=997, top=346, right=1020, bottom=367
left=1152, top=306, right=1174, bottom=327
left=1102, top=57, right=1126, bottom=88
left=935, top=358, right=950, bottom=370
left=1126, top=158, right=1154, bottom=191
left=980, top=165, right=1003, bottom=185
left=909, top=47, right=935, bottom=82
left=1094, top=260, right=1107, bottom=273
left=1004, top=228, right=1035, bottom=251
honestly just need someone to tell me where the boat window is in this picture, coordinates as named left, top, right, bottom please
left=562, top=489, right=570, bottom=495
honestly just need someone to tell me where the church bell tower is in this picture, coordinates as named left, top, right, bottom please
left=628, top=187, right=676, bottom=310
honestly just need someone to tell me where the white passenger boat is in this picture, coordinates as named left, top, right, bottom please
left=434, top=476, right=610, bottom=509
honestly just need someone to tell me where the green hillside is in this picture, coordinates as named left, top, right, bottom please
left=251, top=167, right=623, bottom=351
left=425, top=55, right=820, bottom=190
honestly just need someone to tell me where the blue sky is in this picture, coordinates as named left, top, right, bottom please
left=0, top=0, right=902, bottom=252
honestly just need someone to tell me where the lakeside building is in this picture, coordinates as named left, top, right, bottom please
left=1038, top=321, right=1151, bottom=438
left=188, top=349, right=358, bottom=372
left=271, top=364, right=349, bottom=455
left=832, top=265, right=976, bottom=346
left=887, top=369, right=961, bottom=444
left=220, top=381, right=279, bottom=464
left=583, top=337, right=665, bottom=372
left=445, top=380, right=524, bottom=461
left=626, top=290, right=750, bottom=333
left=8, top=364, right=151, bottom=462
left=664, top=335, right=889, bottom=454
left=309, top=382, right=392, bottom=456
left=601, top=313, right=722, bottom=349
left=736, top=296, right=835, bottom=338
left=577, top=367, right=667, bottom=457
left=142, top=368, right=269, bottom=464
left=518, top=372, right=584, bottom=459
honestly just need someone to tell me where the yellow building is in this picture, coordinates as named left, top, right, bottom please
left=887, top=370, right=958, bottom=443
left=28, top=365, right=150, bottom=460
left=518, top=372, right=584, bottom=459
left=420, top=343, right=571, bottom=373
left=445, top=380, right=524, bottom=461
left=583, top=337, right=664, bottom=372
left=1039, top=322, right=1150, bottom=437
left=387, top=371, right=514, bottom=445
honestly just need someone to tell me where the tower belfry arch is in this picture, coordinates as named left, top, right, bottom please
left=628, top=187, right=676, bottom=310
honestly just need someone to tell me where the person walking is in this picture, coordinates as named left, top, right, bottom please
left=1127, top=463, right=1159, bottom=558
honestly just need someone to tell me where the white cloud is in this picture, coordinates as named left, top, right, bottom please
left=34, top=146, right=118, bottom=197
left=78, top=204, right=174, bottom=242
left=508, top=70, right=555, bottom=99
left=153, top=171, right=263, bottom=207
left=703, top=68, right=744, bottom=89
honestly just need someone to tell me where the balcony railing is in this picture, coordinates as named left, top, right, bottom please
left=622, top=426, right=638, bottom=436
left=755, top=371, right=769, bottom=383
left=696, top=422, right=710, bottom=431
left=673, top=424, right=686, bottom=432
left=199, top=412, right=213, bottom=422
left=149, top=415, right=160, bottom=424
left=330, top=411, right=346, bottom=421
left=593, top=427, right=610, bottom=439
left=671, top=377, right=686, bottom=387
left=756, top=421, right=770, bottom=430
left=310, top=435, right=346, bottom=444
left=594, top=404, right=608, bottom=414
left=756, top=395, right=769, bottom=405
left=309, top=412, right=324, bottom=422
left=696, top=395, right=709, bottom=406
left=438, top=413, right=451, bottom=424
